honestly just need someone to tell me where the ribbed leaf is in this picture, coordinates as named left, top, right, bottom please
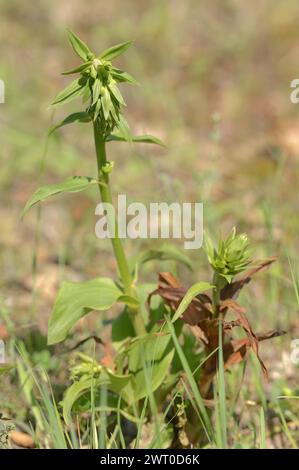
left=101, top=87, right=111, bottom=120
left=49, top=112, right=91, bottom=135
left=52, top=78, right=86, bottom=106
left=92, top=78, right=102, bottom=105
left=63, top=372, right=131, bottom=424
left=116, top=115, right=131, bottom=142
left=62, top=62, right=92, bottom=75
left=106, top=133, right=166, bottom=147
left=171, top=282, right=214, bottom=323
left=48, top=278, right=122, bottom=345
left=111, top=68, right=139, bottom=85
left=101, top=41, right=132, bottom=61
left=67, top=30, right=92, bottom=61
left=22, top=176, right=98, bottom=216
left=108, top=83, right=126, bottom=106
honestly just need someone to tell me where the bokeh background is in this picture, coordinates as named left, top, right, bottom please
left=1, top=0, right=299, bottom=445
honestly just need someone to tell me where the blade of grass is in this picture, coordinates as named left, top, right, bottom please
left=259, top=406, right=266, bottom=449
left=99, top=383, right=108, bottom=449
left=141, top=351, right=162, bottom=448
left=117, top=396, right=126, bottom=449
left=276, top=401, right=297, bottom=449
left=134, top=397, right=148, bottom=449
left=217, top=319, right=228, bottom=448
left=165, top=315, right=213, bottom=443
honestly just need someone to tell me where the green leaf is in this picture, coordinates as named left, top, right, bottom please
left=171, top=282, right=214, bottom=323
left=134, top=350, right=174, bottom=402
left=117, top=295, right=139, bottom=307
left=112, top=309, right=135, bottom=344
left=48, top=278, right=122, bottom=345
left=22, top=176, right=98, bottom=216
left=166, top=317, right=213, bottom=440
left=108, top=83, right=126, bottom=106
left=126, top=336, right=174, bottom=403
left=101, top=41, right=132, bottom=61
left=116, top=115, right=131, bottom=142
left=128, top=331, right=172, bottom=372
left=52, top=78, right=86, bottom=106
left=135, top=283, right=157, bottom=325
left=92, top=78, right=102, bottom=105
left=101, top=87, right=112, bottom=120
left=48, top=112, right=91, bottom=135
left=82, top=82, right=92, bottom=103
left=67, top=29, right=92, bottom=61
left=111, top=68, right=139, bottom=85
left=93, top=99, right=102, bottom=121
left=0, top=364, right=14, bottom=376
left=116, top=331, right=173, bottom=403
left=63, top=377, right=94, bottom=424
left=62, top=62, right=92, bottom=75
left=106, top=133, right=166, bottom=147
left=63, top=371, right=131, bottom=424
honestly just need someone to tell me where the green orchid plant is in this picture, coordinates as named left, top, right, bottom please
left=23, top=31, right=197, bottom=438
left=22, top=31, right=284, bottom=448
left=24, top=31, right=167, bottom=340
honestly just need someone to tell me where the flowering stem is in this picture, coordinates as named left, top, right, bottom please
left=212, top=272, right=227, bottom=315
left=93, top=121, right=146, bottom=336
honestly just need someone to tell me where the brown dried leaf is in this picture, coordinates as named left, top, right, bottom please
left=223, top=338, right=249, bottom=368
left=149, top=272, right=212, bottom=326
left=220, top=257, right=277, bottom=301
left=221, top=298, right=267, bottom=377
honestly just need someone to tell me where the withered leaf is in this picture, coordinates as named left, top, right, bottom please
left=149, top=272, right=213, bottom=326
left=150, top=268, right=286, bottom=399
left=220, top=257, right=277, bottom=301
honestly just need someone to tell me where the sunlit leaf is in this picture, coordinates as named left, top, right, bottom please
left=62, top=371, right=131, bottom=424
left=171, top=282, right=214, bottom=323
left=111, top=68, right=139, bottom=85
left=22, top=176, right=98, bottom=216
left=67, top=29, right=92, bottom=61
left=106, top=133, right=165, bottom=147
left=51, top=78, right=86, bottom=106
left=92, top=78, right=102, bottom=106
left=116, top=115, right=131, bottom=142
left=108, top=83, right=126, bottom=106
left=49, top=112, right=91, bottom=135
left=101, top=41, right=132, bottom=61
left=101, top=87, right=112, bottom=120
left=48, top=278, right=122, bottom=345
left=62, top=62, right=92, bottom=76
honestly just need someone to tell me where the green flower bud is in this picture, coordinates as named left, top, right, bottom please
left=205, top=228, right=252, bottom=282
left=101, top=161, right=114, bottom=174
left=53, top=31, right=136, bottom=138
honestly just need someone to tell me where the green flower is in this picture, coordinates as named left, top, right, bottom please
left=205, top=228, right=252, bottom=282
left=52, top=30, right=137, bottom=138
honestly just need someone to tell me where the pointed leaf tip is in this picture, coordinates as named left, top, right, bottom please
left=67, top=29, right=92, bottom=61
left=101, top=41, right=133, bottom=61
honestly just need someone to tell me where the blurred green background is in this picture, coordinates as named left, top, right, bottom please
left=0, top=0, right=299, bottom=441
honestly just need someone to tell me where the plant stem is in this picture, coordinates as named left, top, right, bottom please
left=93, top=121, right=146, bottom=336
left=212, top=272, right=227, bottom=315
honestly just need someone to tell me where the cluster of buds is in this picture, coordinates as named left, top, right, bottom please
left=52, top=30, right=137, bottom=138
left=205, top=227, right=252, bottom=283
